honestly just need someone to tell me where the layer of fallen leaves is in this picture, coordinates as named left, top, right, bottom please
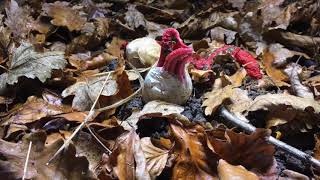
left=0, top=0, right=320, bottom=179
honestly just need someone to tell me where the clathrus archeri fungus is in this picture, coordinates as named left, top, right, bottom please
left=142, top=28, right=193, bottom=105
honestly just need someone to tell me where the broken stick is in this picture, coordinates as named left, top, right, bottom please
left=219, top=106, right=320, bottom=168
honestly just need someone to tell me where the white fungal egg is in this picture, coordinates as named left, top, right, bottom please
left=142, top=66, right=192, bottom=105
left=126, top=37, right=161, bottom=68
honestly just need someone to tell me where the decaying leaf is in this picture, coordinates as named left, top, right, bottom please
left=140, top=137, right=170, bottom=179
left=62, top=74, right=118, bottom=111
left=42, top=1, right=86, bottom=31
left=125, top=5, right=146, bottom=32
left=247, top=93, right=320, bottom=131
left=1, top=96, right=72, bottom=125
left=105, top=130, right=151, bottom=180
left=203, top=85, right=252, bottom=117
left=0, top=132, right=96, bottom=179
left=203, top=85, right=235, bottom=115
left=170, top=124, right=219, bottom=179
left=217, top=159, right=259, bottom=180
left=189, top=68, right=213, bottom=82
left=221, top=68, right=247, bottom=87
left=261, top=44, right=290, bottom=86
left=207, top=129, right=275, bottom=173
left=122, top=100, right=185, bottom=130
left=0, top=42, right=66, bottom=93
left=5, top=0, right=34, bottom=39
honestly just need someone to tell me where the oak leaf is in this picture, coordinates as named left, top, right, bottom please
left=140, top=137, right=170, bottom=179
left=42, top=1, right=86, bottom=31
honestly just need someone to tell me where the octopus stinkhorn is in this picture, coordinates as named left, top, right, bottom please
left=142, top=28, right=193, bottom=105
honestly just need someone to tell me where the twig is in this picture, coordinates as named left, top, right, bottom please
left=47, top=60, right=144, bottom=164
left=22, top=141, right=32, bottom=180
left=219, top=106, right=320, bottom=168
left=47, top=73, right=111, bottom=164
left=86, top=124, right=112, bottom=154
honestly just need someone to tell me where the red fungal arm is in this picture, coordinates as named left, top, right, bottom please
left=157, top=28, right=189, bottom=67
left=192, top=45, right=262, bottom=79
left=163, top=48, right=193, bottom=82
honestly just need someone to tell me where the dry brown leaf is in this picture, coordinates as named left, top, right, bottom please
left=304, top=75, right=320, bottom=100
left=136, top=5, right=179, bottom=24
left=189, top=68, right=213, bottom=82
left=210, top=26, right=237, bottom=44
left=177, top=8, right=237, bottom=38
left=140, top=137, right=170, bottom=179
left=4, top=123, right=27, bottom=140
left=221, top=68, right=247, bottom=87
left=106, top=37, right=127, bottom=59
left=207, top=129, right=275, bottom=173
left=69, top=52, right=116, bottom=71
left=248, top=93, right=320, bottom=132
left=5, top=0, right=34, bottom=39
left=203, top=85, right=251, bottom=118
left=262, top=44, right=290, bottom=87
left=203, top=85, right=235, bottom=116
left=217, top=159, right=259, bottom=180
left=1, top=96, right=72, bottom=125
left=42, top=1, right=86, bottom=31
left=106, top=130, right=150, bottom=180
left=0, top=132, right=96, bottom=179
left=122, top=100, right=185, bottom=130
left=170, top=124, right=219, bottom=179
left=125, top=5, right=146, bottom=32
left=62, top=66, right=133, bottom=111
left=281, top=170, right=309, bottom=180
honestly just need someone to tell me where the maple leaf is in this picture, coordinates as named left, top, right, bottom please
left=5, top=0, right=34, bottom=39
left=0, top=42, right=66, bottom=93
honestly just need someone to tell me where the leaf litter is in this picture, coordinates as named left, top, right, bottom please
left=0, top=0, right=320, bottom=179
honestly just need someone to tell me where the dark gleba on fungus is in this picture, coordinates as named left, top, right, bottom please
left=142, top=28, right=193, bottom=105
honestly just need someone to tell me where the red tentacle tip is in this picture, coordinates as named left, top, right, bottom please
left=163, top=48, right=193, bottom=81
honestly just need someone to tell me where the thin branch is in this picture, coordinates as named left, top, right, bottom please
left=219, top=106, right=320, bottom=168
left=86, top=124, right=112, bottom=154
left=47, top=73, right=111, bottom=164
left=22, top=141, right=32, bottom=180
